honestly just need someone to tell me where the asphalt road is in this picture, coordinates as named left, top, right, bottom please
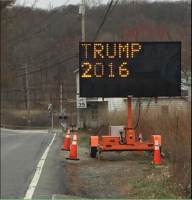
left=1, top=128, right=54, bottom=199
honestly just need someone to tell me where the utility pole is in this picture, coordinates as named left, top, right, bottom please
left=51, top=104, right=54, bottom=133
left=60, top=85, right=64, bottom=133
left=78, top=0, right=86, bottom=130
left=81, top=0, right=87, bottom=130
left=82, top=0, right=85, bottom=42
left=60, top=85, right=63, bottom=112
left=21, top=64, right=30, bottom=129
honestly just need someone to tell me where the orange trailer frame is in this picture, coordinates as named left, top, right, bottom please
left=90, top=97, right=161, bottom=158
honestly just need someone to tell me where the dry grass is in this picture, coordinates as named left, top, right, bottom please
left=1, top=109, right=60, bottom=128
left=97, top=104, right=191, bottom=196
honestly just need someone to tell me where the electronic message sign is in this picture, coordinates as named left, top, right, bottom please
left=79, top=42, right=181, bottom=97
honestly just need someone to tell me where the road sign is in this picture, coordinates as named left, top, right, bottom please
left=60, top=109, right=66, bottom=115
left=79, top=42, right=181, bottom=97
left=48, top=103, right=52, bottom=110
left=77, top=95, right=87, bottom=108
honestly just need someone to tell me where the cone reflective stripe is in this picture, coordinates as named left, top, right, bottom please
left=153, top=139, right=162, bottom=164
left=61, top=127, right=71, bottom=151
left=139, top=132, right=142, bottom=143
left=66, top=132, right=79, bottom=161
left=137, top=132, right=143, bottom=154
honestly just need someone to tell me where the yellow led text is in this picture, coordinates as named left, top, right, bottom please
left=94, top=63, right=104, bottom=77
left=81, top=62, right=92, bottom=78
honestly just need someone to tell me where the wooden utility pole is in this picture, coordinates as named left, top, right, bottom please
left=82, top=0, right=87, bottom=130
left=60, top=85, right=63, bottom=112
left=82, top=0, right=85, bottom=42
left=21, top=64, right=30, bottom=129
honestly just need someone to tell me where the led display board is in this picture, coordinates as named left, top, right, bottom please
left=79, top=42, right=181, bottom=97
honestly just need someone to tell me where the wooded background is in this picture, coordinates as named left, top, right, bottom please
left=1, top=0, right=191, bottom=126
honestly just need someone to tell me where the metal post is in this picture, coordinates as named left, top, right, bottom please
left=127, top=97, right=132, bottom=129
left=97, top=145, right=100, bottom=162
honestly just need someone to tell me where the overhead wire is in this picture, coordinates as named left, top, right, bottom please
left=104, top=0, right=119, bottom=20
left=16, top=55, right=76, bottom=78
left=1, top=0, right=38, bottom=21
left=32, top=17, right=80, bottom=60
left=2, top=44, right=78, bottom=68
left=2, top=2, right=79, bottom=48
left=1, top=1, right=81, bottom=65
left=2, top=17, right=80, bottom=69
left=93, top=0, right=114, bottom=42
left=11, top=4, right=79, bottom=46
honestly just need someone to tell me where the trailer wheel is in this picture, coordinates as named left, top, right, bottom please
left=90, top=147, right=97, bottom=158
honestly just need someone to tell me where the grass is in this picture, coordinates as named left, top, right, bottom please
left=79, top=133, right=90, bottom=145
left=129, top=175, right=180, bottom=199
left=137, top=160, right=151, bottom=164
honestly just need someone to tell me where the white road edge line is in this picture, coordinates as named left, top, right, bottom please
left=23, top=132, right=57, bottom=199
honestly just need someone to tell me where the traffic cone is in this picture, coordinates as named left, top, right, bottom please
left=66, top=132, right=79, bottom=161
left=138, top=132, right=142, bottom=143
left=137, top=132, right=143, bottom=154
left=153, top=138, right=161, bottom=164
left=61, top=127, right=71, bottom=151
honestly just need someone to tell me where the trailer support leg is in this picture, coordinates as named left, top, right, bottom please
left=97, top=145, right=100, bottom=162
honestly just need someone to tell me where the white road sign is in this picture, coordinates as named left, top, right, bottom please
left=48, top=103, right=52, bottom=110
left=77, top=95, right=87, bottom=108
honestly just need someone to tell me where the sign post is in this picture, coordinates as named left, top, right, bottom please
left=48, top=103, right=53, bottom=133
left=60, top=109, right=67, bottom=133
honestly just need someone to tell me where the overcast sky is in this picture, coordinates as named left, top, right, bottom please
left=15, top=0, right=183, bottom=9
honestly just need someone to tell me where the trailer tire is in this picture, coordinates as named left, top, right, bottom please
left=90, top=147, right=97, bottom=158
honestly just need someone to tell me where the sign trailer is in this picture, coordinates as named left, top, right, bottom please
left=79, top=42, right=181, bottom=161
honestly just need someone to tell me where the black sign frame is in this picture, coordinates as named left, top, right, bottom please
left=79, top=42, right=181, bottom=98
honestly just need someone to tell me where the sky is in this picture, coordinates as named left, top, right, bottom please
left=15, top=0, right=109, bottom=9
left=15, top=0, right=183, bottom=9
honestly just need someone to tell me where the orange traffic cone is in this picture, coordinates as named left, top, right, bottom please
left=137, top=132, right=143, bottom=154
left=61, top=127, right=71, bottom=151
left=138, top=132, right=142, bottom=143
left=153, top=139, right=161, bottom=164
left=66, top=132, right=79, bottom=161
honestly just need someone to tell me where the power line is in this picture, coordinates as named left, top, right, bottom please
left=1, top=2, right=81, bottom=66
left=1, top=0, right=38, bottom=21
left=93, top=0, right=114, bottom=42
left=2, top=3, right=79, bottom=48
left=106, top=0, right=119, bottom=19
left=2, top=18, right=80, bottom=68
left=16, top=55, right=76, bottom=78
left=17, top=0, right=72, bottom=39
left=2, top=44, right=77, bottom=68
left=33, top=18, right=80, bottom=60
left=12, top=4, right=79, bottom=46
